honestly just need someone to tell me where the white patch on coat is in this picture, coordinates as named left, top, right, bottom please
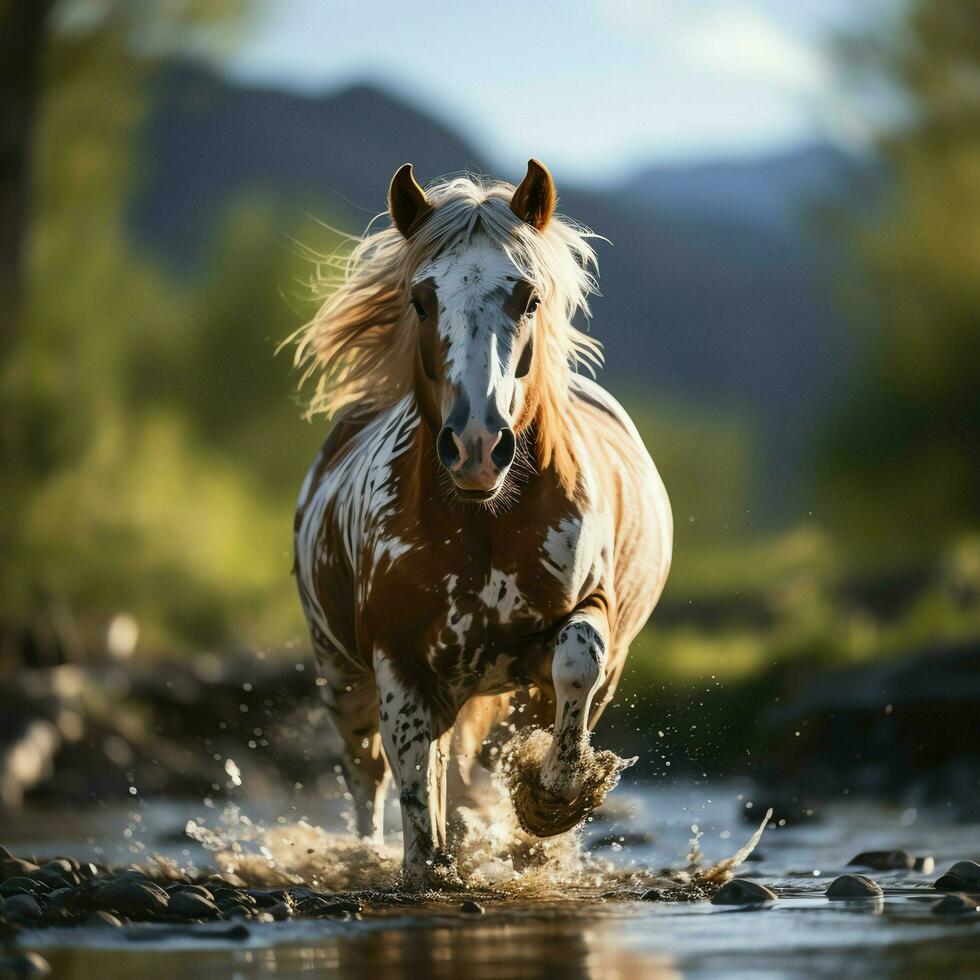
left=295, top=396, right=418, bottom=660
left=542, top=515, right=605, bottom=604
left=477, top=568, right=523, bottom=624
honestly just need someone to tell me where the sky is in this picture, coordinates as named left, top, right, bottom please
left=204, top=0, right=896, bottom=182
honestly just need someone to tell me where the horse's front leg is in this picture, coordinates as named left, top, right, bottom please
left=510, top=601, right=632, bottom=838
left=374, top=651, right=458, bottom=887
left=540, top=607, right=608, bottom=801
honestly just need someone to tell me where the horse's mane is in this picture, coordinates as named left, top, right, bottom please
left=287, top=173, right=602, bottom=492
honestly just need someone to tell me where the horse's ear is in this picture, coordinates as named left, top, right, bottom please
left=388, top=163, right=432, bottom=237
left=511, top=159, right=556, bottom=231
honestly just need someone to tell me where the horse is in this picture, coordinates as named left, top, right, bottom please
left=290, top=160, right=672, bottom=886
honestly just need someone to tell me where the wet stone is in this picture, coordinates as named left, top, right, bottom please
left=0, top=879, right=47, bottom=899
left=266, top=901, right=291, bottom=921
left=711, top=879, right=778, bottom=905
left=933, top=892, right=980, bottom=916
left=85, top=910, right=124, bottom=928
left=40, top=860, right=74, bottom=878
left=167, top=891, right=221, bottom=920
left=460, top=900, right=485, bottom=914
left=913, top=856, right=935, bottom=874
left=935, top=860, right=980, bottom=891
left=86, top=877, right=170, bottom=917
left=2, top=895, right=42, bottom=922
left=0, top=951, right=51, bottom=976
left=0, top=860, right=40, bottom=885
left=848, top=850, right=915, bottom=871
left=825, top=874, right=883, bottom=899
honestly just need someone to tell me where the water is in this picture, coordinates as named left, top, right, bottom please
left=6, top=781, right=979, bottom=978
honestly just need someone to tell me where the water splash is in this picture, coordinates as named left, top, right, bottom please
left=182, top=776, right=771, bottom=901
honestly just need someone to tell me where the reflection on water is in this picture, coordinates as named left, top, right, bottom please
left=42, top=917, right=679, bottom=980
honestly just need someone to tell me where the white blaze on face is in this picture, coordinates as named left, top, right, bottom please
left=414, top=233, right=526, bottom=424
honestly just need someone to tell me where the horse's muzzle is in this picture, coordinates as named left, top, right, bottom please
left=437, top=422, right=516, bottom=494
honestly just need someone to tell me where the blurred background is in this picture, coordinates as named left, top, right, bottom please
left=1, top=0, right=978, bottom=820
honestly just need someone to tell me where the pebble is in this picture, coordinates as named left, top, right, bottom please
left=167, top=891, right=221, bottom=919
left=86, top=910, right=124, bottom=927
left=267, top=901, right=291, bottom=921
left=459, top=900, right=485, bottom=914
left=932, top=892, right=980, bottom=916
left=934, top=860, right=980, bottom=891
left=711, top=879, right=778, bottom=905
left=0, top=879, right=47, bottom=899
left=848, top=850, right=915, bottom=871
left=0, top=951, right=51, bottom=976
left=825, top=874, right=883, bottom=899
left=2, top=895, right=42, bottom=922
left=0, top=860, right=39, bottom=884
left=87, top=877, right=170, bottom=916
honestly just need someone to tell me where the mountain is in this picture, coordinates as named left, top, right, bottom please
left=128, top=63, right=862, bottom=513
left=623, top=143, right=861, bottom=232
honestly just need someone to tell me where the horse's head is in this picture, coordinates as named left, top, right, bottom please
left=390, top=161, right=557, bottom=501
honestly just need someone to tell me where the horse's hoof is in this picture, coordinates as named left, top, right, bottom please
left=510, top=781, right=595, bottom=838
left=504, top=731, right=636, bottom=839
left=402, top=850, right=465, bottom=892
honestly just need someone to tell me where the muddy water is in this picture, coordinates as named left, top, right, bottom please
left=6, top=781, right=980, bottom=979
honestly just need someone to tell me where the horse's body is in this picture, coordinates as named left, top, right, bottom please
left=291, top=162, right=671, bottom=883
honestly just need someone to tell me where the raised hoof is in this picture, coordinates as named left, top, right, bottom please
left=511, top=780, right=598, bottom=838
left=505, top=731, right=636, bottom=839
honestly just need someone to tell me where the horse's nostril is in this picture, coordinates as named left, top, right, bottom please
left=491, top=428, right=516, bottom=469
left=437, top=426, right=460, bottom=469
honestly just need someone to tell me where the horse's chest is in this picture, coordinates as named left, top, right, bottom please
left=365, top=509, right=606, bottom=689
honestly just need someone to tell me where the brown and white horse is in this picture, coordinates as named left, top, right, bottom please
left=291, top=161, right=672, bottom=885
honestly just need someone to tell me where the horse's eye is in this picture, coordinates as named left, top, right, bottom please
left=525, top=295, right=540, bottom=317
left=411, top=297, right=428, bottom=321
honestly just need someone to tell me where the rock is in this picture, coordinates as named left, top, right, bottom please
left=711, top=879, right=778, bottom=905
left=0, top=860, right=39, bottom=884
left=87, top=877, right=170, bottom=917
left=86, top=910, right=124, bottom=927
left=848, top=850, right=915, bottom=871
left=460, top=900, right=485, bottom=914
left=0, top=878, right=47, bottom=899
left=933, top=892, right=980, bottom=915
left=167, top=891, right=221, bottom=920
left=266, top=901, right=291, bottom=921
left=167, top=884, right=213, bottom=901
left=935, top=860, right=980, bottom=891
left=31, top=870, right=71, bottom=891
left=825, top=874, right=883, bottom=898
left=2, top=895, right=42, bottom=922
left=39, top=860, right=74, bottom=877
left=0, top=951, right=51, bottom=976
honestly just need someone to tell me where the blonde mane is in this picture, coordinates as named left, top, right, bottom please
left=287, top=173, right=602, bottom=490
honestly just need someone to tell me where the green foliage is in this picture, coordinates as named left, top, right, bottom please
left=1, top=17, right=330, bottom=656
left=821, top=0, right=980, bottom=542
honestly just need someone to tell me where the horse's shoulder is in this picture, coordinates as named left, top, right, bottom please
left=570, top=377, right=644, bottom=446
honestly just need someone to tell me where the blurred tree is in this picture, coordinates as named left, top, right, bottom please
left=822, top=0, right=980, bottom=542
left=0, top=0, right=289, bottom=668
left=0, top=0, right=55, bottom=344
